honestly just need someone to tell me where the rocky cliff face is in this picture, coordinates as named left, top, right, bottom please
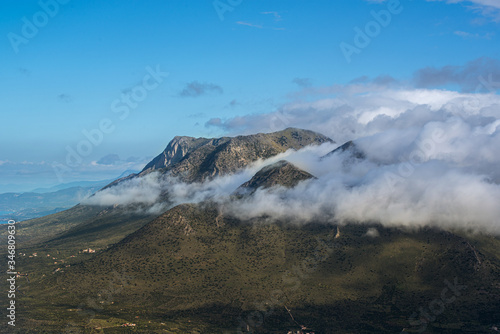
left=142, top=136, right=212, bottom=173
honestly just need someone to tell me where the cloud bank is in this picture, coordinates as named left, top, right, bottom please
left=413, top=57, right=500, bottom=92
left=82, top=144, right=337, bottom=212
left=84, top=86, right=500, bottom=235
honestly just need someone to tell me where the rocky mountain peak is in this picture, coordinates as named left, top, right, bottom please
left=322, top=140, right=365, bottom=160
left=235, top=160, right=316, bottom=195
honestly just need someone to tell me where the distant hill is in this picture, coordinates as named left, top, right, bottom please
left=0, top=186, right=101, bottom=211
left=31, top=169, right=138, bottom=193
left=31, top=180, right=112, bottom=194
left=0, top=185, right=103, bottom=222
left=0, top=171, right=139, bottom=223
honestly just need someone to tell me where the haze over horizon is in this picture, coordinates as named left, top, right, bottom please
left=1, top=0, right=499, bottom=192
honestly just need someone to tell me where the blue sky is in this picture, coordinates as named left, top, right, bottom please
left=1, top=0, right=499, bottom=192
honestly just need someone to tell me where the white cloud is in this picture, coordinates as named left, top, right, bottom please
left=454, top=30, right=494, bottom=39
left=413, top=57, right=500, bottom=92
left=429, top=0, right=500, bottom=20
left=206, top=84, right=500, bottom=145
left=457, top=0, right=500, bottom=10
left=236, top=21, right=263, bottom=29
left=364, top=228, right=380, bottom=237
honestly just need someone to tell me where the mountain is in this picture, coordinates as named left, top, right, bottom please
left=4, top=129, right=500, bottom=333
left=235, top=160, right=315, bottom=195
left=140, top=128, right=332, bottom=182
left=101, top=128, right=331, bottom=192
left=7, top=128, right=332, bottom=253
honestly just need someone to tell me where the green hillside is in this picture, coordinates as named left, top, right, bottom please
left=12, top=202, right=500, bottom=333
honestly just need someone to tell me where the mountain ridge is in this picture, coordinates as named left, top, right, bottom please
left=138, top=127, right=332, bottom=182
left=101, top=128, right=332, bottom=191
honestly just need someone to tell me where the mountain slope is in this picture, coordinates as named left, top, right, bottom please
left=3, top=203, right=156, bottom=255
left=28, top=201, right=500, bottom=333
